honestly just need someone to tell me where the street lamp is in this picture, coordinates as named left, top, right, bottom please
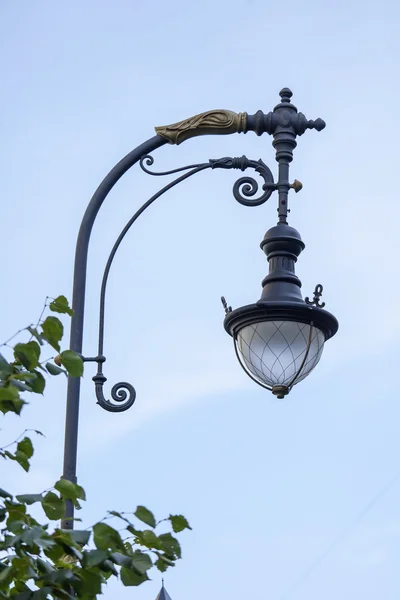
left=62, top=88, right=338, bottom=527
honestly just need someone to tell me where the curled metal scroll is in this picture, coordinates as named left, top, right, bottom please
left=92, top=370, right=136, bottom=413
left=140, top=154, right=204, bottom=176
left=209, top=156, right=275, bottom=206
left=140, top=154, right=276, bottom=207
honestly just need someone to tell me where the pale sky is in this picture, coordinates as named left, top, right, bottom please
left=1, top=1, right=400, bottom=599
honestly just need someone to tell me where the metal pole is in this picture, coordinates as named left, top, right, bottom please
left=61, top=135, right=166, bottom=528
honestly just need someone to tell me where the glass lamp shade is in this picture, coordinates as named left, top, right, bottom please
left=235, top=320, right=325, bottom=396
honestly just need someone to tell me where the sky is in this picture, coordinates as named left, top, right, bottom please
left=1, top=0, right=400, bottom=598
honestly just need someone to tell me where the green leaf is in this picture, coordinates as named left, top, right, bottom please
left=49, top=296, right=73, bottom=317
left=18, top=437, right=34, bottom=459
left=42, top=492, right=65, bottom=520
left=127, top=526, right=162, bottom=549
left=0, top=566, right=12, bottom=583
left=36, top=558, right=54, bottom=574
left=43, top=542, right=64, bottom=563
left=14, top=586, right=34, bottom=600
left=169, top=514, right=192, bottom=533
left=0, top=353, right=12, bottom=380
left=45, top=362, right=66, bottom=376
left=155, top=558, right=169, bottom=572
left=75, top=570, right=103, bottom=596
left=7, top=519, right=25, bottom=533
left=110, top=552, right=133, bottom=567
left=31, top=587, right=52, bottom=600
left=0, top=386, right=25, bottom=415
left=11, top=556, right=36, bottom=581
left=14, top=341, right=40, bottom=370
left=54, top=479, right=77, bottom=500
left=54, top=480, right=85, bottom=509
left=82, top=549, right=109, bottom=568
left=101, top=559, right=118, bottom=576
left=27, top=326, right=44, bottom=345
left=16, top=494, right=43, bottom=505
left=131, top=552, right=152, bottom=575
left=15, top=450, right=30, bottom=472
left=158, top=533, right=181, bottom=559
left=155, top=552, right=175, bottom=567
left=11, top=372, right=37, bottom=381
left=59, top=351, right=83, bottom=377
left=93, top=522, right=124, bottom=551
left=41, top=317, right=63, bottom=352
left=75, top=484, right=86, bottom=501
left=10, top=379, right=33, bottom=392
left=30, top=371, right=46, bottom=394
left=0, top=384, right=19, bottom=400
left=120, top=566, right=149, bottom=587
left=21, top=526, right=54, bottom=550
left=69, top=529, right=91, bottom=546
left=140, top=529, right=162, bottom=549
left=135, top=505, right=156, bottom=528
left=0, top=488, right=12, bottom=499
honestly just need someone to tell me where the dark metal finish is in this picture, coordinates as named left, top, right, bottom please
left=93, top=162, right=209, bottom=412
left=305, top=284, right=326, bottom=308
left=245, top=88, right=325, bottom=224
left=221, top=296, right=232, bottom=315
left=61, top=88, right=336, bottom=530
left=224, top=224, right=338, bottom=341
left=210, top=156, right=275, bottom=206
left=93, top=154, right=276, bottom=412
left=62, top=134, right=167, bottom=529
left=225, top=301, right=338, bottom=342
left=141, top=154, right=275, bottom=206
left=140, top=154, right=204, bottom=176
left=224, top=90, right=337, bottom=384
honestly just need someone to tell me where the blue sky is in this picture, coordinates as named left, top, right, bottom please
left=1, top=0, right=400, bottom=598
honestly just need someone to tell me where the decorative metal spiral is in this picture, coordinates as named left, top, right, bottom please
left=210, top=156, right=275, bottom=206
left=93, top=374, right=136, bottom=413
left=140, top=154, right=204, bottom=176
left=140, top=154, right=276, bottom=207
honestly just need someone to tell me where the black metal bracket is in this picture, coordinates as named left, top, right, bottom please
left=89, top=154, right=279, bottom=412
left=221, top=296, right=232, bottom=315
left=305, top=284, right=326, bottom=308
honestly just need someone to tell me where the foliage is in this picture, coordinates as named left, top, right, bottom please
left=0, top=297, right=191, bottom=599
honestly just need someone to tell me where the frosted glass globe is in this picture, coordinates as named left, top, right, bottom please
left=236, top=320, right=325, bottom=389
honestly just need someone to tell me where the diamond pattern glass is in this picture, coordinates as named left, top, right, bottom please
left=236, top=321, right=325, bottom=388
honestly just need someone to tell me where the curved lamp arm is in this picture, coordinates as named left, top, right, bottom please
left=63, top=135, right=166, bottom=493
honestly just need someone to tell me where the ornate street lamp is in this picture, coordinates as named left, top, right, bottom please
left=62, top=88, right=338, bottom=527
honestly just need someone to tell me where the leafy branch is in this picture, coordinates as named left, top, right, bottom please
left=0, top=296, right=190, bottom=598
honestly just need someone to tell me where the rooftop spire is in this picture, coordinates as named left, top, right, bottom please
left=155, top=581, right=172, bottom=600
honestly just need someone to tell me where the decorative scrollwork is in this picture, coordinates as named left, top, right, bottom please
left=139, top=154, right=276, bottom=207
left=140, top=154, right=206, bottom=176
left=93, top=372, right=136, bottom=413
left=305, top=284, right=326, bottom=308
left=211, top=156, right=275, bottom=207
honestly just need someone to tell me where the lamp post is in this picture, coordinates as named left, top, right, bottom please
left=62, top=88, right=338, bottom=528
